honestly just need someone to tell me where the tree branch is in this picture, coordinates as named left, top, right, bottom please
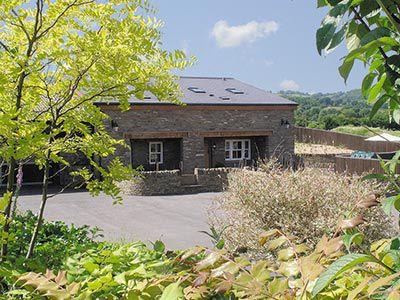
left=37, top=0, right=94, bottom=39
left=10, top=9, right=32, bottom=42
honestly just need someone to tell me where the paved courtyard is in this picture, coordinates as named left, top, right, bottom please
left=17, top=189, right=219, bottom=249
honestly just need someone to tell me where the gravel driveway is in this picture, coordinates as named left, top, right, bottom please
left=17, top=189, right=218, bottom=249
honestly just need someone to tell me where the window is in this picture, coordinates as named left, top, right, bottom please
left=225, top=139, right=251, bottom=161
left=188, top=87, right=206, bottom=93
left=149, top=142, right=163, bottom=164
left=226, top=88, right=244, bottom=94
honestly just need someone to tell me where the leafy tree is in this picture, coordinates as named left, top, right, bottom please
left=0, top=0, right=191, bottom=259
left=317, top=0, right=400, bottom=120
left=315, top=0, right=400, bottom=294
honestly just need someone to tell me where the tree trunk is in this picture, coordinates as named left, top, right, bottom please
left=1, top=159, right=17, bottom=259
left=26, top=157, right=50, bottom=259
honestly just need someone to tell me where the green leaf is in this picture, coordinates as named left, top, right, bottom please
left=317, top=0, right=328, bottom=8
left=382, top=195, right=400, bottom=215
left=362, top=73, right=377, bottom=98
left=360, top=27, right=392, bottom=46
left=339, top=59, right=355, bottom=83
left=329, top=3, right=350, bottom=17
left=195, top=252, right=221, bottom=271
left=327, top=26, right=347, bottom=53
left=160, top=282, right=183, bottom=300
left=342, top=232, right=364, bottom=251
left=268, top=277, right=289, bottom=296
left=312, top=254, right=378, bottom=297
left=393, top=109, right=400, bottom=124
left=368, top=73, right=387, bottom=103
left=317, top=22, right=337, bottom=55
left=83, top=261, right=99, bottom=274
left=0, top=192, right=12, bottom=212
left=369, top=95, right=389, bottom=119
left=153, top=240, right=165, bottom=253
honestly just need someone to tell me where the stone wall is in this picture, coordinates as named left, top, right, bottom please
left=118, top=168, right=240, bottom=195
left=101, top=106, right=295, bottom=173
left=118, top=170, right=182, bottom=196
left=195, top=167, right=236, bottom=192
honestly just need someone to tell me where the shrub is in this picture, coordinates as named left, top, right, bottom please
left=207, top=163, right=395, bottom=256
left=6, top=211, right=102, bottom=272
left=4, top=233, right=400, bottom=299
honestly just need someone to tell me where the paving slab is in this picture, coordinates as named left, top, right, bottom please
left=17, top=190, right=219, bottom=249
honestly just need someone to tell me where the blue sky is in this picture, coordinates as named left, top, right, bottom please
left=151, top=0, right=365, bottom=93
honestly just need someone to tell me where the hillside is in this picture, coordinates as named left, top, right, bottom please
left=279, top=90, right=399, bottom=131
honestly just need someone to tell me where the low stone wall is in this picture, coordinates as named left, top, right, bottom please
left=119, top=168, right=240, bottom=195
left=195, top=168, right=236, bottom=192
left=118, top=170, right=182, bottom=196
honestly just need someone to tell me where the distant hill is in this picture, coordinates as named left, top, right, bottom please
left=279, top=90, right=398, bottom=131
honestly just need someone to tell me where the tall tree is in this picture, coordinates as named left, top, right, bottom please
left=317, top=0, right=400, bottom=120
left=0, top=0, right=191, bottom=258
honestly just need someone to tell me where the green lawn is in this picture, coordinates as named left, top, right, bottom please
left=332, top=125, right=400, bottom=137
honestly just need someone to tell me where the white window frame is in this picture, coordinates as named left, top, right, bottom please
left=149, top=141, right=163, bottom=165
left=225, top=139, right=251, bottom=161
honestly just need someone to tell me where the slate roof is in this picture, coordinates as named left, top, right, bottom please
left=100, top=76, right=297, bottom=106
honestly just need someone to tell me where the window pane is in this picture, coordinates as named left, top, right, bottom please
left=244, top=150, right=249, bottom=158
left=225, top=141, right=230, bottom=151
left=157, top=143, right=161, bottom=152
left=233, top=150, right=241, bottom=159
left=225, top=151, right=230, bottom=159
left=150, top=144, right=156, bottom=152
left=245, top=141, right=250, bottom=149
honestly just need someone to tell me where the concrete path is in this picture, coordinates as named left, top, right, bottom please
left=17, top=190, right=219, bottom=249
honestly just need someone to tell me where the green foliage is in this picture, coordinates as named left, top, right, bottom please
left=199, top=225, right=229, bottom=250
left=0, top=0, right=192, bottom=258
left=332, top=125, right=400, bottom=137
left=2, top=220, right=400, bottom=299
left=4, top=211, right=100, bottom=272
left=316, top=0, right=400, bottom=121
left=315, top=2, right=400, bottom=298
left=282, top=89, right=399, bottom=131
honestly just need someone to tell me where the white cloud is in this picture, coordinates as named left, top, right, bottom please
left=263, top=60, right=274, bottom=67
left=211, top=20, right=279, bottom=48
left=280, top=80, right=300, bottom=91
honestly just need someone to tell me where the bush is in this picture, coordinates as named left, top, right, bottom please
left=6, top=211, right=102, bottom=272
left=208, top=163, right=395, bottom=256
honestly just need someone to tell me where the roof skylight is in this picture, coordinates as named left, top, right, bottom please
left=188, top=87, right=206, bottom=94
left=226, top=88, right=244, bottom=95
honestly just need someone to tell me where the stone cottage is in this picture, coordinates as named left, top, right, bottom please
left=97, top=76, right=297, bottom=174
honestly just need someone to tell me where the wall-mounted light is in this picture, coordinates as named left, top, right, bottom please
left=111, top=120, right=119, bottom=132
left=212, top=142, right=217, bottom=150
left=281, top=119, right=290, bottom=129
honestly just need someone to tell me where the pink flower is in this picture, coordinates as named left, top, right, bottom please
left=16, top=164, right=23, bottom=189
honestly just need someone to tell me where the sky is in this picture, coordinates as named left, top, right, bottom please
left=151, top=0, right=365, bottom=94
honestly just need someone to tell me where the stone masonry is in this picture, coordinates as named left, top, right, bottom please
left=102, top=107, right=295, bottom=174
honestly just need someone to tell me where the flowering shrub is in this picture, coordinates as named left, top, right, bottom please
left=208, top=164, right=395, bottom=256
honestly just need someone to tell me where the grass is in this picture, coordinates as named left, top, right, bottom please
left=332, top=125, right=400, bottom=137
left=295, top=142, right=352, bottom=155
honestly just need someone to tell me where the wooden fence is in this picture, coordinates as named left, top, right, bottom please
left=294, top=126, right=400, bottom=153
left=335, top=155, right=400, bottom=175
